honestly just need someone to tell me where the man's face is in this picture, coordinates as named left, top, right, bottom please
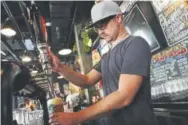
left=25, top=99, right=29, bottom=104
left=94, top=15, right=122, bottom=42
left=92, top=96, right=97, bottom=103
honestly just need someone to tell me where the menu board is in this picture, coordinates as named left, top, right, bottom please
left=150, top=39, right=188, bottom=85
left=152, top=1, right=188, bottom=46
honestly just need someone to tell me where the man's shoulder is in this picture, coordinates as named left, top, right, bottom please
left=121, top=36, right=150, bottom=49
left=130, top=36, right=149, bottom=45
left=100, top=51, right=109, bottom=61
left=121, top=36, right=144, bottom=44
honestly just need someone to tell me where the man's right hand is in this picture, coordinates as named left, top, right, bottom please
left=47, top=48, right=62, bottom=73
left=47, top=45, right=101, bottom=88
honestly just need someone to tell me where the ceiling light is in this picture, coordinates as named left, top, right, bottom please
left=57, top=75, right=63, bottom=79
left=31, top=70, right=38, bottom=74
left=22, top=56, right=31, bottom=62
left=31, top=66, right=38, bottom=74
left=0, top=50, right=6, bottom=56
left=58, top=49, right=72, bottom=55
left=2, top=59, right=8, bottom=61
left=46, top=22, right=51, bottom=26
left=0, top=28, right=16, bottom=37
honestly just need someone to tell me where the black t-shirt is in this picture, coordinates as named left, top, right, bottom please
left=93, top=36, right=158, bottom=125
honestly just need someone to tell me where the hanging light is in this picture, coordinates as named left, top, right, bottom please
left=2, top=59, right=8, bottom=61
left=58, top=49, right=72, bottom=55
left=31, top=66, right=38, bottom=74
left=1, top=18, right=16, bottom=37
left=22, top=56, right=31, bottom=62
left=31, top=70, right=38, bottom=74
left=22, top=51, right=32, bottom=62
left=46, top=22, right=51, bottom=27
left=57, top=75, right=63, bottom=79
left=0, top=28, right=16, bottom=37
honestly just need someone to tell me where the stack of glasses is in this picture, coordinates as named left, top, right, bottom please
left=151, top=77, right=188, bottom=102
left=13, top=109, right=44, bottom=125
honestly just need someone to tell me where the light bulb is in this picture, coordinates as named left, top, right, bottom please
left=58, top=49, right=72, bottom=55
left=1, top=28, right=16, bottom=37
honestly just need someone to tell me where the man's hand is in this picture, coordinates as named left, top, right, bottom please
left=46, top=45, right=101, bottom=88
left=49, top=112, right=80, bottom=125
left=47, top=48, right=62, bottom=73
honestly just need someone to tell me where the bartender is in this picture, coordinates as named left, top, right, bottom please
left=48, top=1, right=158, bottom=125
left=25, top=98, right=36, bottom=111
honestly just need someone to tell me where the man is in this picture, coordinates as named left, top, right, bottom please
left=48, top=1, right=158, bottom=125
left=25, top=98, right=36, bottom=111
left=92, top=96, right=98, bottom=104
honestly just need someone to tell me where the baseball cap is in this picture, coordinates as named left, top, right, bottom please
left=87, top=1, right=122, bottom=29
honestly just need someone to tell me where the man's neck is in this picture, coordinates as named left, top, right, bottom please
left=110, top=28, right=129, bottom=48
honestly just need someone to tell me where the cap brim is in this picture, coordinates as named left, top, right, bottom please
left=86, top=16, right=108, bottom=29
left=86, top=13, right=123, bottom=29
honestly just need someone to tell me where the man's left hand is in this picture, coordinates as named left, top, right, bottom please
left=49, top=112, right=80, bottom=125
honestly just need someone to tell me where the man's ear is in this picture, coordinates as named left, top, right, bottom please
left=116, top=14, right=123, bottom=23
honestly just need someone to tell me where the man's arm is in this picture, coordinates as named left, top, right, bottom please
left=47, top=48, right=102, bottom=88
left=58, top=64, right=102, bottom=88
left=49, top=37, right=151, bottom=125
left=49, top=74, right=143, bottom=125
left=76, top=74, right=143, bottom=123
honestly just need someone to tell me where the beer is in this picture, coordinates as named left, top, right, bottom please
left=47, top=97, right=64, bottom=114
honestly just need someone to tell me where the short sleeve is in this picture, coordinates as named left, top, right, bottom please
left=93, top=61, right=101, bottom=73
left=121, top=37, right=151, bottom=77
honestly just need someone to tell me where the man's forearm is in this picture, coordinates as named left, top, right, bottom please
left=76, top=90, right=129, bottom=124
left=58, top=63, right=90, bottom=88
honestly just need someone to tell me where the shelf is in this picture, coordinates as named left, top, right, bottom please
left=153, top=101, right=188, bottom=110
left=154, top=108, right=188, bottom=113
left=153, top=102, right=188, bottom=105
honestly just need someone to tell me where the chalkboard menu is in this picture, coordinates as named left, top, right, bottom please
left=152, top=1, right=188, bottom=47
left=151, top=39, right=188, bottom=85
left=150, top=39, right=188, bottom=101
